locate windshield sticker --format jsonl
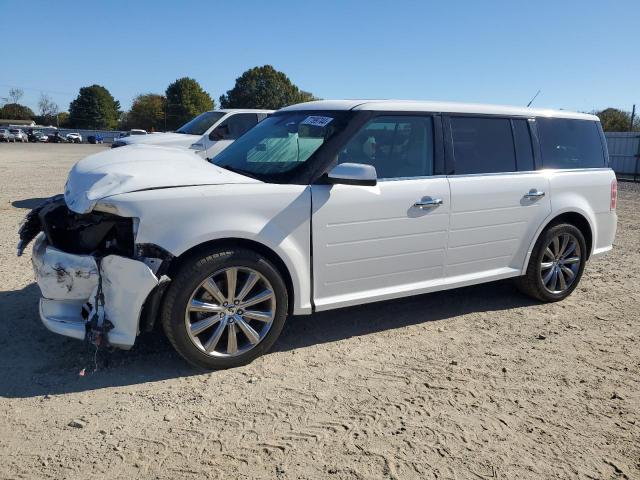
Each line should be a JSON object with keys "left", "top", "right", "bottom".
{"left": 301, "top": 116, "right": 333, "bottom": 127}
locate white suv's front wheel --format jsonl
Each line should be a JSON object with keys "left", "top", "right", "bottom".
{"left": 161, "top": 248, "right": 289, "bottom": 370}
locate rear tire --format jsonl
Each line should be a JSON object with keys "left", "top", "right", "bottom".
{"left": 161, "top": 247, "right": 288, "bottom": 370}
{"left": 516, "top": 223, "right": 587, "bottom": 302}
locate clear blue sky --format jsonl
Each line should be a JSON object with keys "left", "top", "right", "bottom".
{"left": 3, "top": 0, "right": 639, "bottom": 114}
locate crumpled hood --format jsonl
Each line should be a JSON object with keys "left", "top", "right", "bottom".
{"left": 64, "top": 144, "right": 260, "bottom": 213}
{"left": 117, "top": 132, "right": 200, "bottom": 147}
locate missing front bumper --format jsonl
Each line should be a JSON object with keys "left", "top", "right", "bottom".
{"left": 31, "top": 234, "right": 160, "bottom": 349}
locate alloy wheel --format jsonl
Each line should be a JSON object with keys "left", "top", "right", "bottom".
{"left": 184, "top": 267, "right": 276, "bottom": 357}
{"left": 540, "top": 233, "right": 582, "bottom": 294}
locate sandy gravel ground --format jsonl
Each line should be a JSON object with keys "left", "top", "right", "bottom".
{"left": 0, "top": 143, "right": 638, "bottom": 479}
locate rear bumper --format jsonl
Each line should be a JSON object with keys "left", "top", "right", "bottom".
{"left": 591, "top": 211, "right": 617, "bottom": 260}
{"left": 591, "top": 245, "right": 613, "bottom": 260}
{"left": 31, "top": 234, "right": 159, "bottom": 349}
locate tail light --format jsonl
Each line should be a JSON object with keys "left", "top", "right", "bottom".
{"left": 611, "top": 179, "right": 617, "bottom": 211}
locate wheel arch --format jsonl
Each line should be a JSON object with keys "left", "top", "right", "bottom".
{"left": 522, "top": 209, "right": 594, "bottom": 273}
{"left": 166, "top": 237, "right": 297, "bottom": 316}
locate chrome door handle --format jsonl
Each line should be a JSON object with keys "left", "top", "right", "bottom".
{"left": 524, "top": 189, "right": 545, "bottom": 199}
{"left": 414, "top": 198, "right": 443, "bottom": 209}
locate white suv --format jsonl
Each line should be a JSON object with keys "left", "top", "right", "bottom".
{"left": 20, "top": 100, "right": 617, "bottom": 370}
{"left": 111, "top": 109, "right": 272, "bottom": 159}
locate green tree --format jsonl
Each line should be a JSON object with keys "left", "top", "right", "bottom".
{"left": 165, "top": 78, "right": 214, "bottom": 130}
{"left": 0, "top": 103, "right": 34, "bottom": 120}
{"left": 68, "top": 84, "right": 121, "bottom": 129}
{"left": 57, "top": 112, "right": 70, "bottom": 127}
{"left": 594, "top": 108, "right": 639, "bottom": 132}
{"left": 118, "top": 111, "right": 130, "bottom": 131}
{"left": 33, "top": 112, "right": 69, "bottom": 127}
{"left": 123, "top": 93, "right": 166, "bottom": 131}
{"left": 219, "top": 65, "right": 316, "bottom": 110}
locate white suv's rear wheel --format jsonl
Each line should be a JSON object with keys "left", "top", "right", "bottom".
{"left": 516, "top": 223, "right": 587, "bottom": 302}
{"left": 161, "top": 248, "right": 288, "bottom": 370}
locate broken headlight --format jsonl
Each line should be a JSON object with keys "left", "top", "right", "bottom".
{"left": 17, "top": 195, "right": 134, "bottom": 257}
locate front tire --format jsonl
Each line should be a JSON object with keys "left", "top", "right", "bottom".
{"left": 516, "top": 223, "right": 587, "bottom": 302}
{"left": 161, "top": 248, "right": 289, "bottom": 370}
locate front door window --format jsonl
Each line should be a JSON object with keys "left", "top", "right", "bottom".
{"left": 339, "top": 116, "right": 434, "bottom": 179}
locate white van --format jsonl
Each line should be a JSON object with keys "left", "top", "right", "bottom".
{"left": 112, "top": 109, "right": 272, "bottom": 159}
{"left": 20, "top": 100, "right": 617, "bottom": 369}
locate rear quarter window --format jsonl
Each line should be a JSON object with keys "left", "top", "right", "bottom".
{"left": 537, "top": 118, "right": 605, "bottom": 169}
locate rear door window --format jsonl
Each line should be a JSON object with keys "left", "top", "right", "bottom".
{"left": 537, "top": 118, "right": 605, "bottom": 169}
{"left": 450, "top": 117, "right": 516, "bottom": 174}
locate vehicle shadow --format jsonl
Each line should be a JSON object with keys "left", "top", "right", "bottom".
{"left": 0, "top": 280, "right": 536, "bottom": 399}
{"left": 0, "top": 283, "right": 193, "bottom": 399}
{"left": 12, "top": 197, "right": 51, "bottom": 209}
{"left": 274, "top": 280, "right": 536, "bottom": 354}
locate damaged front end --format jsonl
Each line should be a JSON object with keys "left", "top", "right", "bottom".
{"left": 19, "top": 196, "right": 171, "bottom": 349}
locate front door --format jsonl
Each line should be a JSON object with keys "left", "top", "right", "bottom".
{"left": 311, "top": 115, "right": 450, "bottom": 310}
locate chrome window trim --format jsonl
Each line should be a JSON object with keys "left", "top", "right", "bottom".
{"left": 373, "top": 167, "right": 613, "bottom": 182}
{"left": 444, "top": 167, "right": 613, "bottom": 179}
{"left": 377, "top": 175, "right": 447, "bottom": 182}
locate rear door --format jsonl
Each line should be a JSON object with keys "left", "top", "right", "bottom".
{"left": 444, "top": 116, "right": 551, "bottom": 280}
{"left": 311, "top": 114, "right": 450, "bottom": 310}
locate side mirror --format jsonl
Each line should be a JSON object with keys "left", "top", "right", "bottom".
{"left": 209, "top": 124, "right": 229, "bottom": 141}
{"left": 326, "top": 163, "right": 377, "bottom": 186}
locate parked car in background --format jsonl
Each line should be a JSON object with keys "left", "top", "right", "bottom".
{"left": 66, "top": 133, "right": 83, "bottom": 143}
{"left": 18, "top": 100, "right": 617, "bottom": 370}
{"left": 112, "top": 109, "right": 272, "bottom": 159}
{"left": 117, "top": 129, "right": 147, "bottom": 139}
{"left": 36, "top": 132, "right": 49, "bottom": 142}
{"left": 27, "top": 130, "right": 40, "bottom": 142}
{"left": 0, "top": 129, "right": 16, "bottom": 142}
{"left": 9, "top": 129, "right": 28, "bottom": 142}
{"left": 47, "top": 132, "right": 67, "bottom": 143}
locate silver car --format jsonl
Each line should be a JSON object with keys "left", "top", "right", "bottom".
{"left": 9, "top": 129, "right": 28, "bottom": 142}
{"left": 0, "top": 129, "right": 16, "bottom": 142}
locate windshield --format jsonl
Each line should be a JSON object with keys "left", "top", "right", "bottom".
{"left": 212, "top": 112, "right": 347, "bottom": 182}
{"left": 176, "top": 111, "right": 226, "bottom": 135}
